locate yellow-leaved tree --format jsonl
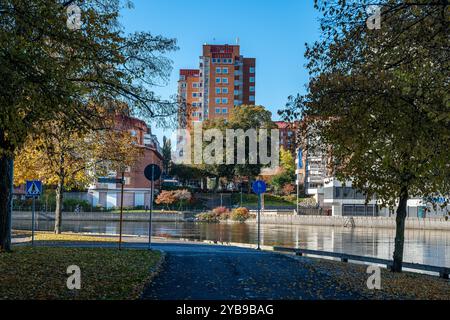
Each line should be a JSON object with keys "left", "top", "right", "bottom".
{"left": 15, "top": 114, "right": 143, "bottom": 234}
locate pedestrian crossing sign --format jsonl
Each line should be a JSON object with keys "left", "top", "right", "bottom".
{"left": 26, "top": 180, "right": 42, "bottom": 198}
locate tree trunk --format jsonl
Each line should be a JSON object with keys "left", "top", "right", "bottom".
{"left": 392, "top": 186, "right": 409, "bottom": 272}
{"left": 213, "top": 177, "right": 219, "bottom": 192}
{"left": 0, "top": 155, "right": 14, "bottom": 252}
{"left": 54, "top": 177, "right": 64, "bottom": 234}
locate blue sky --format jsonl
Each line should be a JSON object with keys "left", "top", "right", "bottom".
{"left": 120, "top": 0, "right": 321, "bottom": 143}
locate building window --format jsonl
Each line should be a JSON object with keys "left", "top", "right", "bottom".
{"left": 217, "top": 58, "right": 221, "bottom": 63}
{"left": 222, "top": 108, "right": 227, "bottom": 114}
{"left": 249, "top": 95, "right": 255, "bottom": 102}
{"left": 212, "top": 58, "right": 217, "bottom": 63}
{"left": 234, "top": 90, "right": 239, "bottom": 95}
{"left": 222, "top": 78, "right": 228, "bottom": 84}
{"left": 250, "top": 67, "right": 255, "bottom": 73}
{"left": 222, "top": 67, "right": 228, "bottom": 74}
{"left": 215, "top": 98, "right": 221, "bottom": 104}
{"left": 222, "top": 88, "right": 228, "bottom": 94}
{"left": 192, "top": 93, "right": 198, "bottom": 97}
{"left": 215, "top": 108, "right": 221, "bottom": 114}
{"left": 222, "top": 98, "right": 228, "bottom": 104}
{"left": 216, "top": 67, "right": 221, "bottom": 74}
{"left": 124, "top": 177, "right": 131, "bottom": 185}
{"left": 216, "top": 88, "right": 221, "bottom": 94}
{"left": 250, "top": 77, "right": 255, "bottom": 83}
{"left": 192, "top": 102, "right": 197, "bottom": 107}
{"left": 193, "top": 83, "right": 199, "bottom": 88}
{"left": 216, "top": 78, "right": 221, "bottom": 83}
{"left": 250, "top": 86, "right": 255, "bottom": 92}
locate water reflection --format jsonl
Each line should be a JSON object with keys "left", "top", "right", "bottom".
{"left": 13, "top": 219, "right": 450, "bottom": 268}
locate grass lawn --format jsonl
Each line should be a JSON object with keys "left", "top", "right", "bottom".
{"left": 231, "top": 193, "right": 300, "bottom": 207}
{"left": 33, "top": 232, "right": 122, "bottom": 243}
{"left": 310, "top": 257, "right": 450, "bottom": 300}
{"left": 0, "top": 246, "right": 162, "bottom": 300}
{"left": 12, "top": 231, "right": 122, "bottom": 243}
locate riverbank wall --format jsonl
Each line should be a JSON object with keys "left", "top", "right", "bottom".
{"left": 247, "top": 215, "right": 450, "bottom": 231}
{"left": 12, "top": 211, "right": 188, "bottom": 222}
{"left": 12, "top": 211, "right": 450, "bottom": 231}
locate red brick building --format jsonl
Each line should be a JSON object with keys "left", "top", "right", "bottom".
{"left": 178, "top": 44, "right": 256, "bottom": 129}
{"left": 88, "top": 115, "right": 163, "bottom": 209}
{"left": 275, "top": 121, "right": 298, "bottom": 155}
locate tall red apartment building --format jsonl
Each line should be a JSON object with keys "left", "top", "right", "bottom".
{"left": 178, "top": 44, "right": 256, "bottom": 129}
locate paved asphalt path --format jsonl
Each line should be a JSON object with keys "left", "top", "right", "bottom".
{"left": 22, "top": 241, "right": 381, "bottom": 300}
{"left": 141, "top": 243, "right": 370, "bottom": 300}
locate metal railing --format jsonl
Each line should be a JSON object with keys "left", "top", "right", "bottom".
{"left": 273, "top": 246, "right": 450, "bottom": 279}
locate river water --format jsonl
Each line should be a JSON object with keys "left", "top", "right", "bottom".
{"left": 12, "top": 219, "right": 450, "bottom": 268}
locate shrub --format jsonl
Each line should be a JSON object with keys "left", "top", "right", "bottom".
{"left": 155, "top": 190, "right": 177, "bottom": 209}
{"left": 219, "top": 211, "right": 230, "bottom": 220}
{"left": 196, "top": 212, "right": 220, "bottom": 223}
{"left": 282, "top": 183, "right": 295, "bottom": 196}
{"left": 156, "top": 189, "right": 193, "bottom": 210}
{"left": 212, "top": 206, "right": 228, "bottom": 215}
{"left": 231, "top": 207, "right": 250, "bottom": 222}
{"left": 282, "top": 194, "right": 297, "bottom": 203}
{"left": 211, "top": 206, "right": 230, "bottom": 220}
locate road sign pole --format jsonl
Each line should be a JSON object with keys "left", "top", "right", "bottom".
{"left": 252, "top": 180, "right": 266, "bottom": 252}
{"left": 148, "top": 166, "right": 154, "bottom": 250}
{"left": 257, "top": 193, "right": 261, "bottom": 251}
{"left": 31, "top": 196, "right": 35, "bottom": 246}
{"left": 143, "top": 164, "right": 161, "bottom": 250}
{"left": 119, "top": 172, "right": 125, "bottom": 251}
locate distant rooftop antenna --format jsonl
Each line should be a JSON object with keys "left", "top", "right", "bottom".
{"left": 236, "top": 37, "right": 240, "bottom": 45}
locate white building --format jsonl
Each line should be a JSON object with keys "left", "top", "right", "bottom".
{"left": 323, "top": 178, "right": 449, "bottom": 217}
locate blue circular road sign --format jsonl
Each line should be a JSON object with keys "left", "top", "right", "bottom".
{"left": 252, "top": 180, "right": 267, "bottom": 195}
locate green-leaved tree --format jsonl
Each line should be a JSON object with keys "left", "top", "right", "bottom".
{"left": 0, "top": 0, "right": 178, "bottom": 251}
{"left": 280, "top": 0, "right": 449, "bottom": 272}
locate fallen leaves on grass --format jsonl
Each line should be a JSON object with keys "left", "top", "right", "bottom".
{"left": 303, "top": 258, "right": 450, "bottom": 300}
{"left": 0, "top": 247, "right": 161, "bottom": 300}
{"left": 33, "top": 232, "right": 120, "bottom": 243}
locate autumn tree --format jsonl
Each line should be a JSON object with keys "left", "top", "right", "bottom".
{"left": 280, "top": 0, "right": 449, "bottom": 271}
{"left": 173, "top": 189, "right": 192, "bottom": 210}
{"left": 0, "top": 0, "right": 178, "bottom": 251}
{"left": 155, "top": 190, "right": 177, "bottom": 209}
{"left": 14, "top": 111, "right": 144, "bottom": 233}
{"left": 271, "top": 147, "right": 296, "bottom": 194}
